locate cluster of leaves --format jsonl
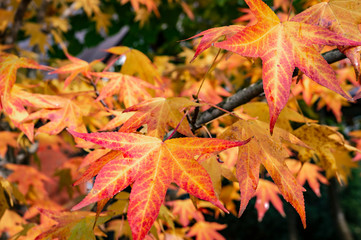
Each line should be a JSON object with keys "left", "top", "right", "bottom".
{"left": 1, "top": 0, "right": 361, "bottom": 239}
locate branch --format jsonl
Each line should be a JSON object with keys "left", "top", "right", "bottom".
{"left": 194, "top": 49, "right": 347, "bottom": 129}
{"left": 5, "top": 0, "right": 32, "bottom": 45}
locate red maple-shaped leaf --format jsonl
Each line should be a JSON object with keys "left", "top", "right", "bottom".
{"left": 68, "top": 130, "right": 250, "bottom": 240}
{"left": 210, "top": 0, "right": 361, "bottom": 133}
{"left": 119, "top": 97, "right": 200, "bottom": 139}
{"left": 92, "top": 72, "right": 156, "bottom": 108}
{"left": 254, "top": 179, "right": 286, "bottom": 222}
{"left": 186, "top": 220, "right": 227, "bottom": 240}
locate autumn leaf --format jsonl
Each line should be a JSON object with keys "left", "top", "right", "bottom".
{"left": 119, "top": 97, "right": 200, "bottom": 138}
{"left": 107, "top": 46, "right": 161, "bottom": 85}
{"left": 68, "top": 130, "right": 250, "bottom": 240}
{"left": 237, "top": 102, "right": 316, "bottom": 132}
{"left": 0, "top": 177, "right": 25, "bottom": 218}
{"left": 292, "top": 0, "right": 361, "bottom": 80}
{"left": 167, "top": 199, "right": 204, "bottom": 227}
{"left": 121, "top": 0, "right": 159, "bottom": 16}
{"left": 25, "top": 97, "right": 87, "bottom": 136}
{"left": 0, "top": 53, "right": 50, "bottom": 110}
{"left": 35, "top": 209, "right": 113, "bottom": 240}
{"left": 254, "top": 179, "right": 286, "bottom": 222}
{"left": 73, "top": 0, "right": 101, "bottom": 17}
{"left": 293, "top": 124, "right": 359, "bottom": 184}
{"left": 233, "top": 8, "right": 257, "bottom": 26}
{"left": 0, "top": 210, "right": 27, "bottom": 237}
{"left": 92, "top": 72, "right": 156, "bottom": 108}
{"left": 0, "top": 131, "right": 18, "bottom": 157}
{"left": 206, "top": 0, "right": 361, "bottom": 133}
{"left": 219, "top": 119, "right": 306, "bottom": 227}
{"left": 186, "top": 221, "right": 227, "bottom": 240}
{"left": 186, "top": 25, "right": 245, "bottom": 62}
{"left": 99, "top": 110, "right": 134, "bottom": 131}
{"left": 286, "top": 160, "right": 328, "bottom": 197}
{"left": 50, "top": 51, "right": 100, "bottom": 88}
{"left": 5, "top": 164, "right": 53, "bottom": 199}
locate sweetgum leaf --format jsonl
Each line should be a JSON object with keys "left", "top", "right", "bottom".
{"left": 68, "top": 130, "right": 250, "bottom": 240}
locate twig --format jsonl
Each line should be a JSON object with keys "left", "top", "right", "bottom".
{"left": 5, "top": 0, "right": 32, "bottom": 45}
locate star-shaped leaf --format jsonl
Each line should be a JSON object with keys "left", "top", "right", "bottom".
{"left": 219, "top": 119, "right": 306, "bottom": 227}
{"left": 92, "top": 72, "right": 156, "bottom": 108}
{"left": 208, "top": 0, "right": 361, "bottom": 133}
{"left": 254, "top": 179, "right": 285, "bottom": 222}
{"left": 292, "top": 0, "right": 361, "bottom": 80}
{"left": 68, "top": 130, "right": 250, "bottom": 240}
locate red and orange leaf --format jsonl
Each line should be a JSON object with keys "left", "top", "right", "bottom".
{"left": 68, "top": 130, "right": 250, "bottom": 240}
{"left": 73, "top": 150, "right": 124, "bottom": 186}
{"left": 167, "top": 199, "right": 204, "bottom": 227}
{"left": 50, "top": 51, "right": 99, "bottom": 88}
{"left": 209, "top": 0, "right": 361, "bottom": 133}
{"left": 79, "top": 149, "right": 111, "bottom": 168}
{"left": 292, "top": 0, "right": 361, "bottom": 80}
{"left": 286, "top": 160, "right": 328, "bottom": 197}
{"left": 121, "top": 0, "right": 159, "bottom": 16}
{"left": 186, "top": 25, "right": 245, "bottom": 62}
{"left": 35, "top": 209, "right": 113, "bottom": 240}
{"left": 254, "top": 179, "right": 286, "bottom": 222}
{"left": 219, "top": 119, "right": 306, "bottom": 227}
{"left": 99, "top": 110, "right": 135, "bottom": 131}
{"left": 0, "top": 53, "right": 50, "bottom": 108}
{"left": 92, "top": 72, "right": 156, "bottom": 108}
{"left": 120, "top": 97, "right": 200, "bottom": 138}
{"left": 26, "top": 98, "right": 87, "bottom": 135}
{"left": 5, "top": 164, "right": 53, "bottom": 198}
{"left": 186, "top": 221, "right": 226, "bottom": 240}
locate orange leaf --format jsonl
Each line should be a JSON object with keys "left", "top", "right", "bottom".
{"left": 167, "top": 199, "right": 204, "bottom": 227}
{"left": 5, "top": 164, "right": 53, "bottom": 198}
{"left": 286, "top": 160, "right": 329, "bottom": 197}
{"left": 50, "top": 51, "right": 99, "bottom": 88}
{"left": 120, "top": 97, "right": 200, "bottom": 138}
{"left": 0, "top": 53, "right": 49, "bottom": 108}
{"left": 292, "top": 0, "right": 361, "bottom": 80}
{"left": 68, "top": 130, "right": 250, "bottom": 240}
{"left": 219, "top": 119, "right": 306, "bottom": 227}
{"left": 211, "top": 0, "right": 361, "bottom": 133}
{"left": 92, "top": 72, "right": 156, "bottom": 108}
{"left": 0, "top": 131, "right": 18, "bottom": 157}
{"left": 107, "top": 46, "right": 161, "bottom": 85}
{"left": 254, "top": 179, "right": 286, "bottom": 222}
{"left": 26, "top": 98, "right": 87, "bottom": 135}
{"left": 186, "top": 221, "right": 227, "bottom": 240}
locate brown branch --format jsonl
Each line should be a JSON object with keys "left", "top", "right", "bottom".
{"left": 194, "top": 49, "right": 347, "bottom": 129}
{"left": 5, "top": 0, "right": 32, "bottom": 45}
